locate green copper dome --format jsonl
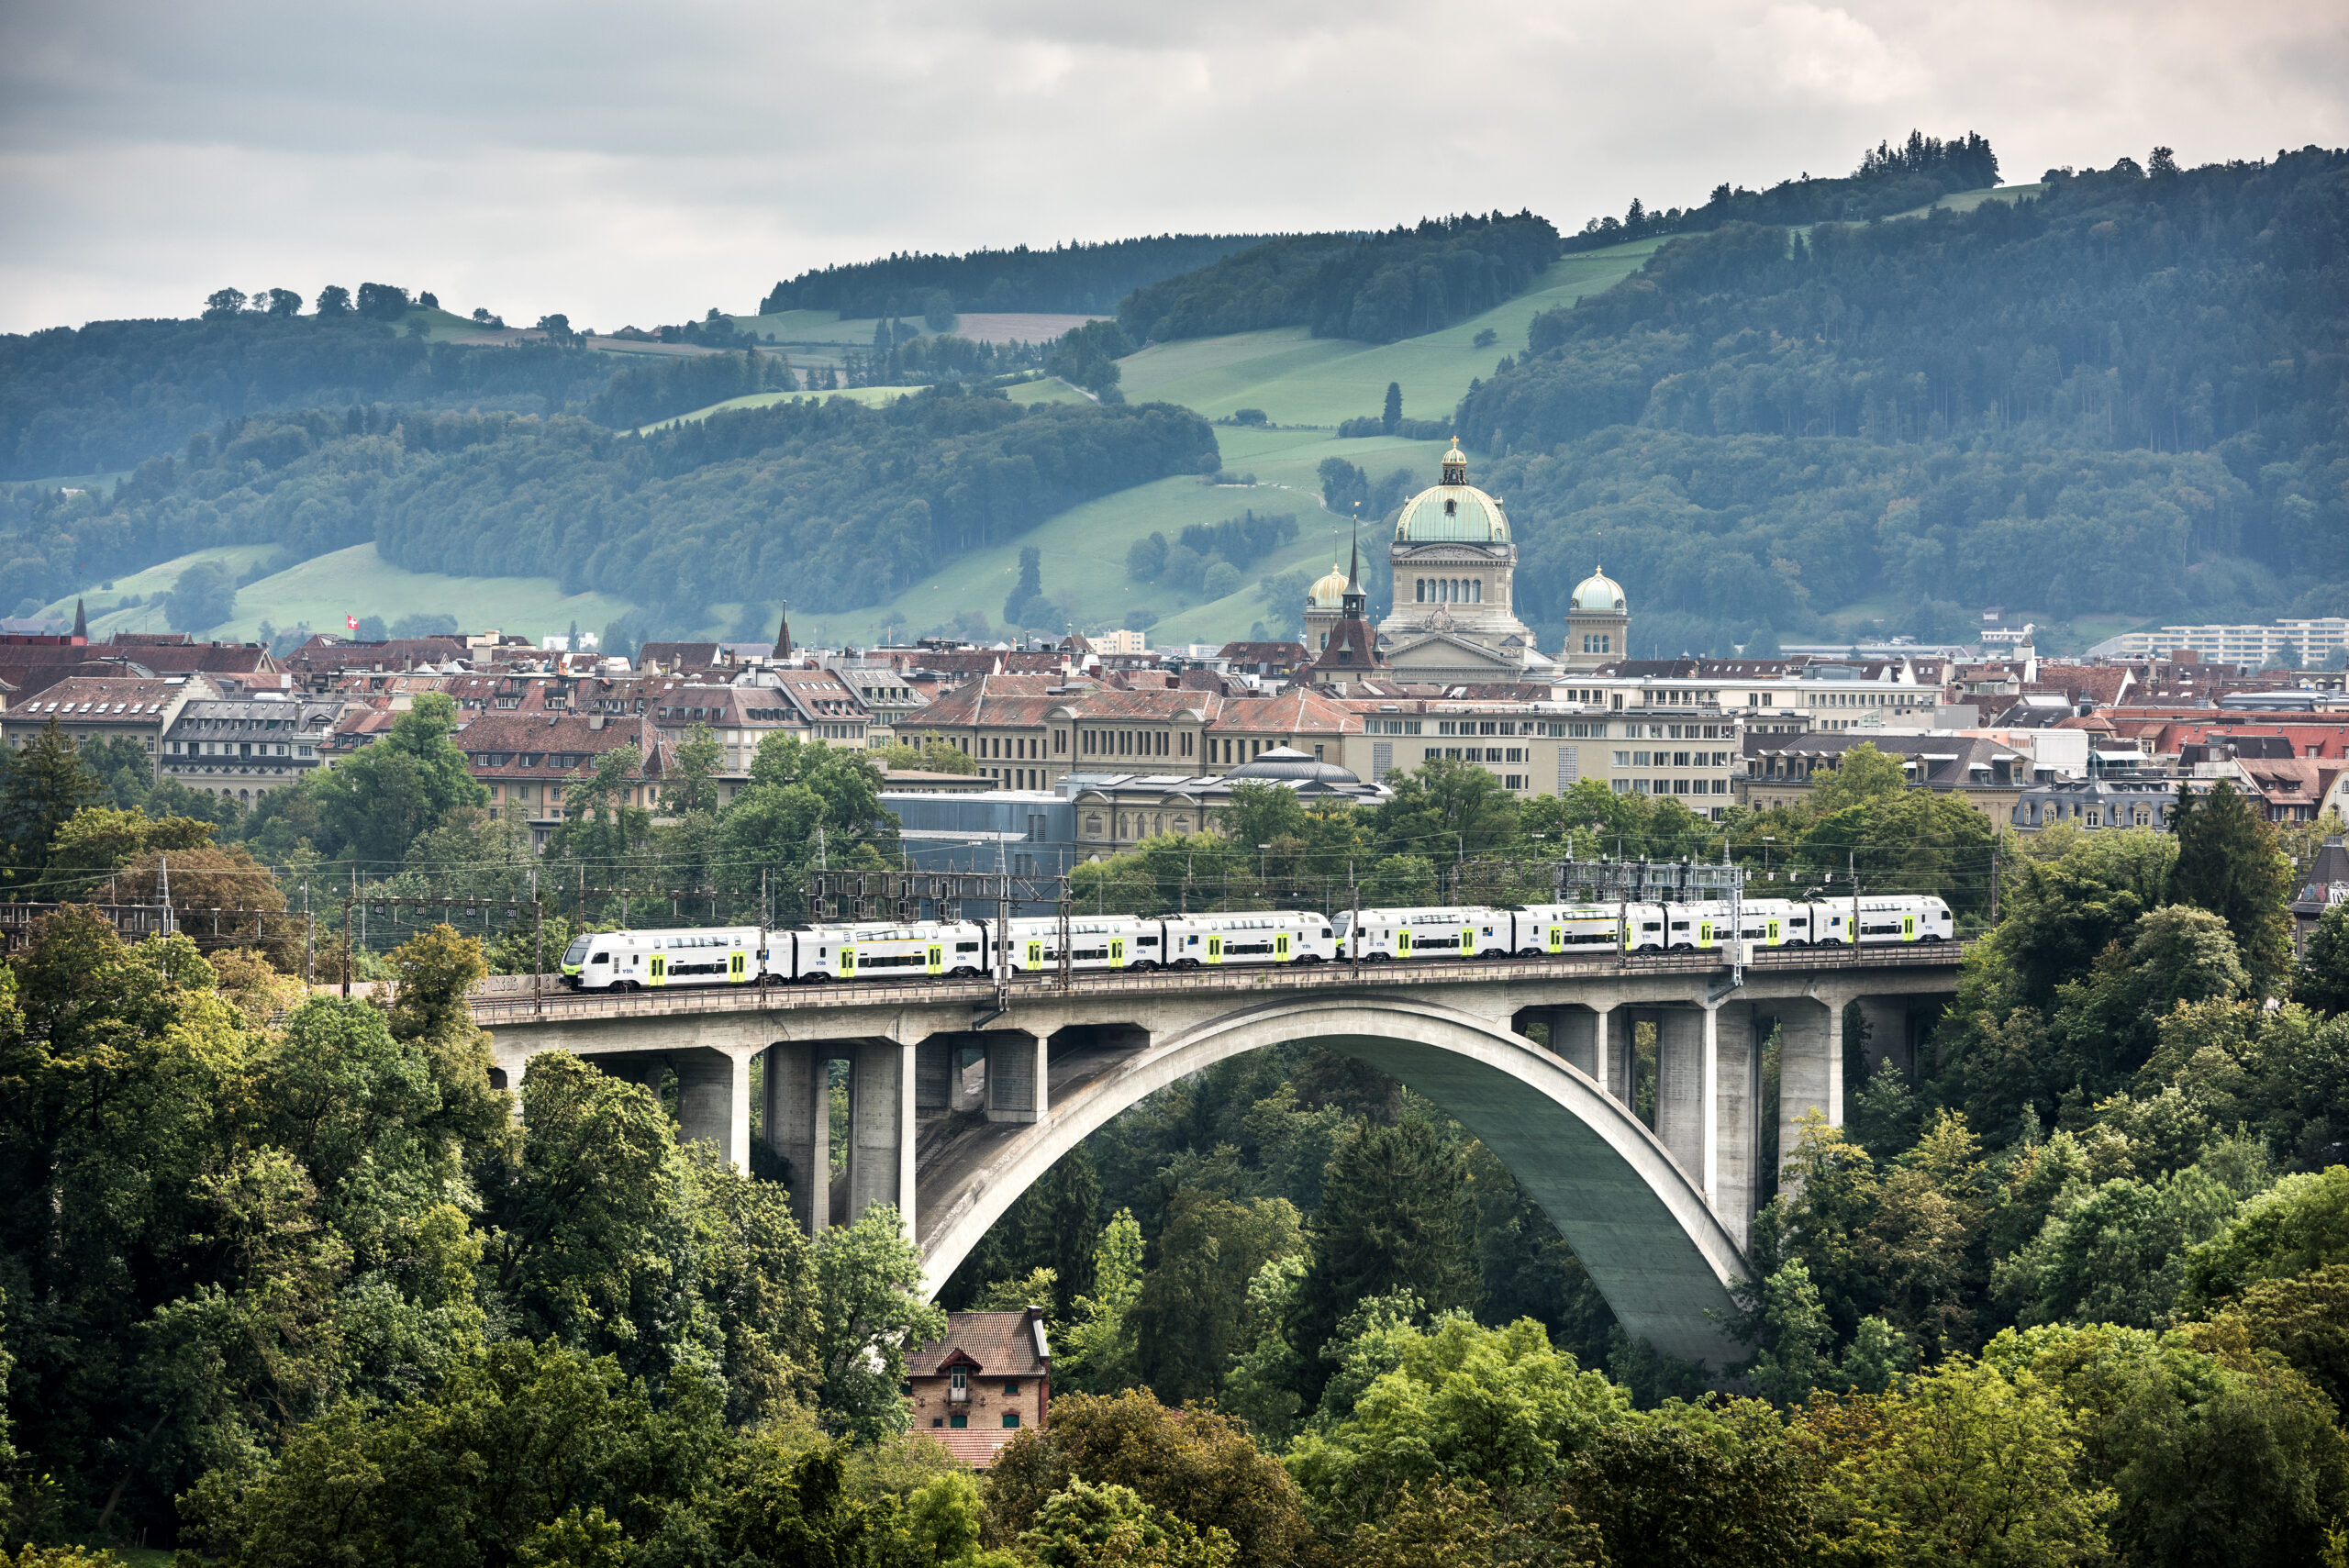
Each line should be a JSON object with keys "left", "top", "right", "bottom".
{"left": 1395, "top": 442, "right": 1508, "bottom": 544}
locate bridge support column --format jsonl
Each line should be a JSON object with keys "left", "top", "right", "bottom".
{"left": 763, "top": 1043, "right": 832, "bottom": 1232}
{"left": 1777, "top": 997, "right": 1844, "bottom": 1184}
{"left": 1709, "top": 1001, "right": 1758, "bottom": 1250}
{"left": 1548, "top": 1008, "right": 1598, "bottom": 1077}
{"left": 916, "top": 1037, "right": 954, "bottom": 1113}
{"left": 848, "top": 1040, "right": 917, "bottom": 1234}
{"left": 985, "top": 1032, "right": 1048, "bottom": 1124}
{"left": 674, "top": 1047, "right": 754, "bottom": 1173}
{"left": 1598, "top": 1006, "right": 1631, "bottom": 1107}
{"left": 1655, "top": 1009, "right": 1704, "bottom": 1179}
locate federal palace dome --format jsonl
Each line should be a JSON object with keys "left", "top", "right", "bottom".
{"left": 1393, "top": 440, "right": 1509, "bottom": 545}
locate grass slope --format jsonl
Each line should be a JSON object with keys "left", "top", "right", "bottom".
{"left": 1118, "top": 240, "right": 1665, "bottom": 428}
{"left": 793, "top": 429, "right": 1453, "bottom": 648}
{"left": 206, "top": 544, "right": 642, "bottom": 645}
{"left": 35, "top": 545, "right": 282, "bottom": 636}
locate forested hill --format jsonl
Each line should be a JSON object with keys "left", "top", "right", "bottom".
{"left": 0, "top": 393, "right": 1217, "bottom": 617}
{"left": 0, "top": 314, "right": 616, "bottom": 482}
{"left": 1561, "top": 128, "right": 2002, "bottom": 251}
{"left": 1448, "top": 147, "right": 2349, "bottom": 655}
{"left": 756, "top": 234, "right": 1280, "bottom": 318}
{"left": 1119, "top": 212, "right": 1561, "bottom": 344}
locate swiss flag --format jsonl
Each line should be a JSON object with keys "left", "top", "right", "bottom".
{"left": 346, "top": 615, "right": 359, "bottom": 631}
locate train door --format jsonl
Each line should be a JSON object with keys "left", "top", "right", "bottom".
{"left": 729, "top": 951, "right": 747, "bottom": 984}
{"left": 1767, "top": 917, "right": 1780, "bottom": 945}
{"left": 1274, "top": 931, "right": 1290, "bottom": 961}
{"left": 1461, "top": 924, "right": 1476, "bottom": 957}
{"left": 649, "top": 953, "right": 668, "bottom": 986}
{"left": 1698, "top": 918, "right": 1714, "bottom": 949}
{"left": 1206, "top": 934, "right": 1223, "bottom": 964}
{"left": 1394, "top": 928, "right": 1412, "bottom": 957}
{"left": 1025, "top": 940, "right": 1044, "bottom": 970}
{"left": 1902, "top": 912, "right": 1916, "bottom": 941}
{"left": 1548, "top": 924, "right": 1564, "bottom": 953}
{"left": 838, "top": 945, "right": 856, "bottom": 979}
{"left": 1110, "top": 937, "right": 1127, "bottom": 966}
{"left": 926, "top": 943, "right": 943, "bottom": 975}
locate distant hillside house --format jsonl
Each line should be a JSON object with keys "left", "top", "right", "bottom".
{"left": 907, "top": 1308, "right": 1049, "bottom": 1468}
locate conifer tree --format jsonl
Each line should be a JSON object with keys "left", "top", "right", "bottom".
{"left": 1382, "top": 381, "right": 1402, "bottom": 434}
{"left": 2169, "top": 780, "right": 2293, "bottom": 991}
{"left": 1286, "top": 1113, "right": 1476, "bottom": 1400}
{"left": 0, "top": 718, "right": 102, "bottom": 880}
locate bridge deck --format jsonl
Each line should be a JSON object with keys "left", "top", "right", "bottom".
{"left": 467, "top": 942, "right": 1969, "bottom": 1026}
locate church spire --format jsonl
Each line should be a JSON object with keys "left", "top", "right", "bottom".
{"left": 1346, "top": 506, "right": 1361, "bottom": 591}
{"left": 71, "top": 597, "right": 87, "bottom": 641}
{"left": 773, "top": 600, "right": 793, "bottom": 661}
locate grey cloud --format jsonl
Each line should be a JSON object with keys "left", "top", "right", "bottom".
{"left": 2, "top": 0, "right": 2343, "bottom": 334}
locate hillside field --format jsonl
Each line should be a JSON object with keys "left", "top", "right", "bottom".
{"left": 1118, "top": 240, "right": 1665, "bottom": 428}
{"left": 795, "top": 428, "right": 1453, "bottom": 648}
{"left": 199, "top": 544, "right": 643, "bottom": 645}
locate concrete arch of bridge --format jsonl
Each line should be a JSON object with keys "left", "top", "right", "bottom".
{"left": 918, "top": 992, "right": 1750, "bottom": 1369}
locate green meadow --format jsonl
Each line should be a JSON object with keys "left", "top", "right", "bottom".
{"left": 196, "top": 544, "right": 642, "bottom": 644}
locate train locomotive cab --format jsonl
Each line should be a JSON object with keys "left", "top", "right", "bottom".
{"left": 569, "top": 927, "right": 763, "bottom": 991}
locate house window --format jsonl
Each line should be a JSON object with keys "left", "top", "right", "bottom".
{"left": 1003, "top": 1381, "right": 1020, "bottom": 1395}
{"left": 1002, "top": 1412, "right": 1021, "bottom": 1429}
{"left": 950, "top": 1414, "right": 967, "bottom": 1429}
{"left": 951, "top": 1367, "right": 967, "bottom": 1392}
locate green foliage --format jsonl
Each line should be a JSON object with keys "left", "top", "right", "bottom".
{"left": 1130, "top": 1189, "right": 1302, "bottom": 1406}
{"left": 1019, "top": 1478, "right": 1236, "bottom": 1568}
{"left": 2294, "top": 903, "right": 2349, "bottom": 1016}
{"left": 2184, "top": 1164, "right": 2349, "bottom": 1306}
{"left": 1045, "top": 321, "right": 1135, "bottom": 396}
{"left": 3, "top": 396, "right": 1217, "bottom": 629}
{"left": 759, "top": 234, "right": 1276, "bottom": 317}
{"left": 1564, "top": 1397, "right": 1810, "bottom": 1568}
{"left": 164, "top": 557, "right": 238, "bottom": 631}
{"left": 1121, "top": 214, "right": 1561, "bottom": 346}
{"left": 0, "top": 719, "right": 102, "bottom": 882}
{"left": 1288, "top": 1117, "right": 1478, "bottom": 1396}
{"left": 809, "top": 1205, "right": 944, "bottom": 1441}
{"left": 1466, "top": 151, "right": 2349, "bottom": 648}
{"left": 308, "top": 692, "right": 486, "bottom": 866}
{"left": 2169, "top": 781, "right": 2296, "bottom": 992}
{"left": 1286, "top": 1316, "right": 1628, "bottom": 1527}
{"left": 1798, "top": 1356, "right": 2114, "bottom": 1568}
{"left": 983, "top": 1390, "right": 1309, "bottom": 1568}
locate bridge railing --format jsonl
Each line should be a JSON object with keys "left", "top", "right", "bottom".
{"left": 466, "top": 941, "right": 1971, "bottom": 1027}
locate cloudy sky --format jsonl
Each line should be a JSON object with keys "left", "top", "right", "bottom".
{"left": 3, "top": 0, "right": 2343, "bottom": 335}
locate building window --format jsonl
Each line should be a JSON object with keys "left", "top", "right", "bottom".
{"left": 950, "top": 1414, "right": 967, "bottom": 1429}
{"left": 1003, "top": 1412, "right": 1021, "bottom": 1429}
{"left": 1003, "top": 1381, "right": 1020, "bottom": 1395}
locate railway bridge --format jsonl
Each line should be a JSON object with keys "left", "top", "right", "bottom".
{"left": 471, "top": 946, "right": 1966, "bottom": 1365}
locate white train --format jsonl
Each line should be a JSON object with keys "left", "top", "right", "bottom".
{"left": 558, "top": 895, "right": 1950, "bottom": 991}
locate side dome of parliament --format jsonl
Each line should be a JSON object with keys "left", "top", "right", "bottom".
{"left": 1301, "top": 441, "right": 1631, "bottom": 684}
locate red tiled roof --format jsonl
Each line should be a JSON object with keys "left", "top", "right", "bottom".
{"left": 917, "top": 1429, "right": 1020, "bottom": 1468}
{"left": 907, "top": 1310, "right": 1050, "bottom": 1377}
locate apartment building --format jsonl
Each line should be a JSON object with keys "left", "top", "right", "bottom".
{"left": 0, "top": 674, "right": 217, "bottom": 767}
{"left": 160, "top": 695, "right": 346, "bottom": 801}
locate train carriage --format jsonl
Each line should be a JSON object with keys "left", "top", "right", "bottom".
{"left": 1161, "top": 911, "right": 1337, "bottom": 966}
{"left": 1508, "top": 901, "right": 1663, "bottom": 955}
{"left": 994, "top": 916, "right": 1165, "bottom": 973}
{"left": 791, "top": 921, "right": 988, "bottom": 983}
{"left": 1335, "top": 905, "right": 1521, "bottom": 961}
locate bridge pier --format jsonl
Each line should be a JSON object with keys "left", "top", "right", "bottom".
{"left": 674, "top": 1047, "right": 754, "bottom": 1172}
{"left": 763, "top": 1042, "right": 833, "bottom": 1232}
{"left": 848, "top": 1040, "right": 917, "bottom": 1231}
{"left": 985, "top": 1031, "right": 1049, "bottom": 1123}
{"left": 1776, "top": 995, "right": 1844, "bottom": 1184}
{"left": 1655, "top": 1008, "right": 1704, "bottom": 1177}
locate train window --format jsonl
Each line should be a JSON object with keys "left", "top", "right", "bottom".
{"left": 592, "top": 952, "right": 609, "bottom": 964}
